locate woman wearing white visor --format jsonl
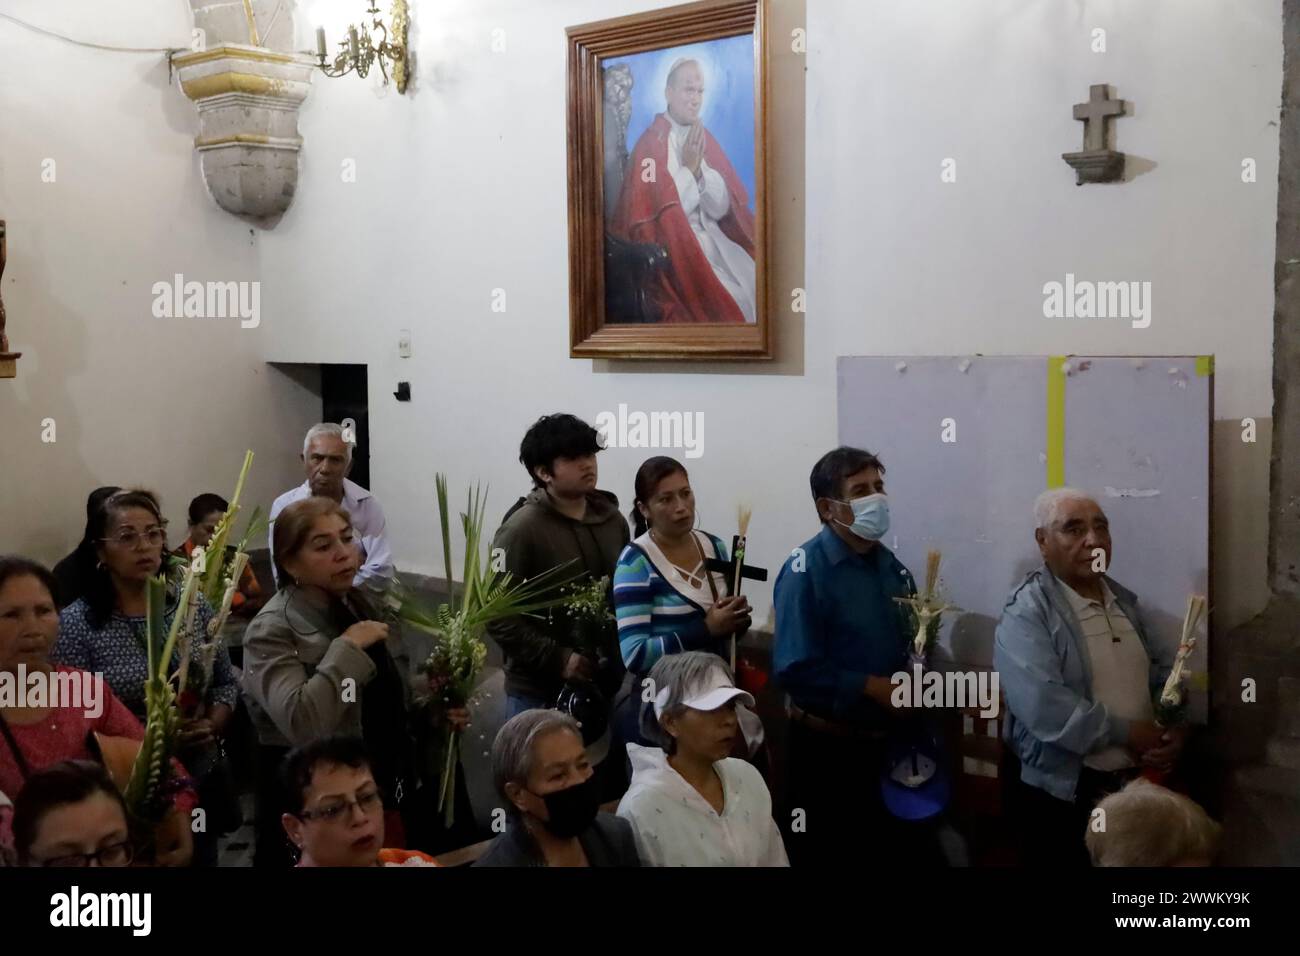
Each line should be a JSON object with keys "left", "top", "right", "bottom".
{"left": 617, "top": 651, "right": 788, "bottom": 866}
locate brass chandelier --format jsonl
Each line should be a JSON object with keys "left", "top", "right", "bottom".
{"left": 315, "top": 1, "right": 410, "bottom": 93}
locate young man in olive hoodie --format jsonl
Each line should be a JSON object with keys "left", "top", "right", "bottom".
{"left": 489, "top": 414, "right": 630, "bottom": 716}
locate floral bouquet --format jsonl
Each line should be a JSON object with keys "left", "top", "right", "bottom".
{"left": 558, "top": 574, "right": 616, "bottom": 659}
{"left": 894, "top": 550, "right": 957, "bottom": 671}
{"left": 1153, "top": 594, "right": 1207, "bottom": 728}
{"left": 554, "top": 573, "right": 622, "bottom": 711}
{"left": 398, "top": 475, "right": 573, "bottom": 827}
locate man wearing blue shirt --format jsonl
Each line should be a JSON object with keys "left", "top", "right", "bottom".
{"left": 774, "top": 446, "right": 919, "bottom": 865}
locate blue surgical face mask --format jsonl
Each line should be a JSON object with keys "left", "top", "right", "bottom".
{"left": 832, "top": 493, "right": 890, "bottom": 541}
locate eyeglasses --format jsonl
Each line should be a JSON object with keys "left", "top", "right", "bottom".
{"left": 298, "top": 789, "right": 382, "bottom": 823}
{"left": 36, "top": 840, "right": 134, "bottom": 868}
{"left": 101, "top": 527, "right": 167, "bottom": 549}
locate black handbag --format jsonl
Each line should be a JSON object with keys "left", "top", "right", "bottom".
{"left": 180, "top": 737, "right": 243, "bottom": 836}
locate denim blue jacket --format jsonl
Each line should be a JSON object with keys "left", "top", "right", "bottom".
{"left": 993, "top": 565, "right": 1173, "bottom": 802}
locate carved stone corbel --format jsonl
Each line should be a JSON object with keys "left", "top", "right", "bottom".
{"left": 172, "top": 44, "right": 316, "bottom": 221}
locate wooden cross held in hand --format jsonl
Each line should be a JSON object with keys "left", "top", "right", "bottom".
{"left": 703, "top": 544, "right": 768, "bottom": 595}
{"left": 705, "top": 535, "right": 768, "bottom": 670}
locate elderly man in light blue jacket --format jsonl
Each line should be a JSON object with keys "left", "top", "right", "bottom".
{"left": 994, "top": 488, "right": 1182, "bottom": 866}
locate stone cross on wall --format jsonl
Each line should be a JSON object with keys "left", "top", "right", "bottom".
{"left": 1074, "top": 84, "right": 1124, "bottom": 151}
{"left": 1062, "top": 84, "right": 1127, "bottom": 184}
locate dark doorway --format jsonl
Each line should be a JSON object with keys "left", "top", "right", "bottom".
{"left": 321, "top": 364, "right": 370, "bottom": 491}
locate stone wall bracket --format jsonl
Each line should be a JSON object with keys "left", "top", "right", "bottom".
{"left": 172, "top": 44, "right": 317, "bottom": 221}
{"left": 1062, "top": 148, "right": 1125, "bottom": 185}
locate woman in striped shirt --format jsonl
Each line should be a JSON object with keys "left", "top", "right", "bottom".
{"left": 614, "top": 457, "right": 750, "bottom": 674}
{"left": 612, "top": 457, "right": 762, "bottom": 755}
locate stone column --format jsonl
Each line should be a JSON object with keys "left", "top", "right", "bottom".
{"left": 1214, "top": 0, "right": 1300, "bottom": 865}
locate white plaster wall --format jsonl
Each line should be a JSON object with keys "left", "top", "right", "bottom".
{"left": 1, "top": 0, "right": 1279, "bottom": 640}
{"left": 259, "top": 0, "right": 1279, "bottom": 635}
{"left": 0, "top": 0, "right": 319, "bottom": 559}
{"left": 807, "top": 0, "right": 1281, "bottom": 630}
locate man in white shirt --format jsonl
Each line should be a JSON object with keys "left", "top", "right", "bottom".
{"left": 268, "top": 423, "right": 395, "bottom": 595}
{"left": 994, "top": 488, "right": 1183, "bottom": 866}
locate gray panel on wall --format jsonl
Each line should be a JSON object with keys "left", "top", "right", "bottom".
{"left": 837, "top": 355, "right": 1211, "bottom": 721}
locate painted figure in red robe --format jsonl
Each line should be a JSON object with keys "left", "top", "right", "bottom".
{"left": 610, "top": 59, "right": 756, "bottom": 324}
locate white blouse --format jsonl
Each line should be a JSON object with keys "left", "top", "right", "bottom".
{"left": 637, "top": 529, "right": 728, "bottom": 607}
{"left": 617, "top": 744, "right": 789, "bottom": 867}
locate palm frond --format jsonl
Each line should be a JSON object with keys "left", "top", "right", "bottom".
{"left": 200, "top": 449, "right": 254, "bottom": 606}
{"left": 234, "top": 505, "right": 268, "bottom": 555}
{"left": 124, "top": 573, "right": 192, "bottom": 828}
{"left": 397, "top": 475, "right": 584, "bottom": 829}
{"left": 436, "top": 474, "right": 453, "bottom": 613}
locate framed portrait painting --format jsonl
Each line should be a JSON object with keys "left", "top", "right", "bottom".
{"left": 567, "top": 0, "right": 771, "bottom": 360}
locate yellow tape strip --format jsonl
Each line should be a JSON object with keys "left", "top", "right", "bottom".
{"left": 1047, "top": 356, "right": 1067, "bottom": 489}
{"left": 1196, "top": 355, "right": 1214, "bottom": 377}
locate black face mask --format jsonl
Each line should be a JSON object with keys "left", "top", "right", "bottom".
{"left": 531, "top": 775, "right": 600, "bottom": 838}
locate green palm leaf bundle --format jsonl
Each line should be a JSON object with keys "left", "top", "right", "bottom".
{"left": 397, "top": 474, "right": 576, "bottom": 826}
{"left": 123, "top": 569, "right": 198, "bottom": 847}
{"left": 181, "top": 450, "right": 264, "bottom": 695}
{"left": 198, "top": 449, "right": 263, "bottom": 609}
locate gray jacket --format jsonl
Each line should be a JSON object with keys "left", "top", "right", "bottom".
{"left": 240, "top": 586, "right": 379, "bottom": 748}
{"left": 993, "top": 565, "right": 1173, "bottom": 802}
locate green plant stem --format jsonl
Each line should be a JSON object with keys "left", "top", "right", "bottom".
{"left": 440, "top": 729, "right": 458, "bottom": 828}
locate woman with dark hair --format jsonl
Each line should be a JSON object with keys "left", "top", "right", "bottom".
{"left": 50, "top": 485, "right": 121, "bottom": 609}
{"left": 51, "top": 490, "right": 237, "bottom": 865}
{"left": 12, "top": 760, "right": 134, "bottom": 867}
{"left": 611, "top": 457, "right": 760, "bottom": 758}
{"left": 614, "top": 457, "right": 752, "bottom": 675}
{"left": 0, "top": 557, "right": 144, "bottom": 807}
{"left": 241, "top": 496, "right": 468, "bottom": 866}
{"left": 52, "top": 490, "right": 237, "bottom": 727}
{"left": 280, "top": 736, "right": 439, "bottom": 867}
{"left": 175, "top": 492, "right": 264, "bottom": 620}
